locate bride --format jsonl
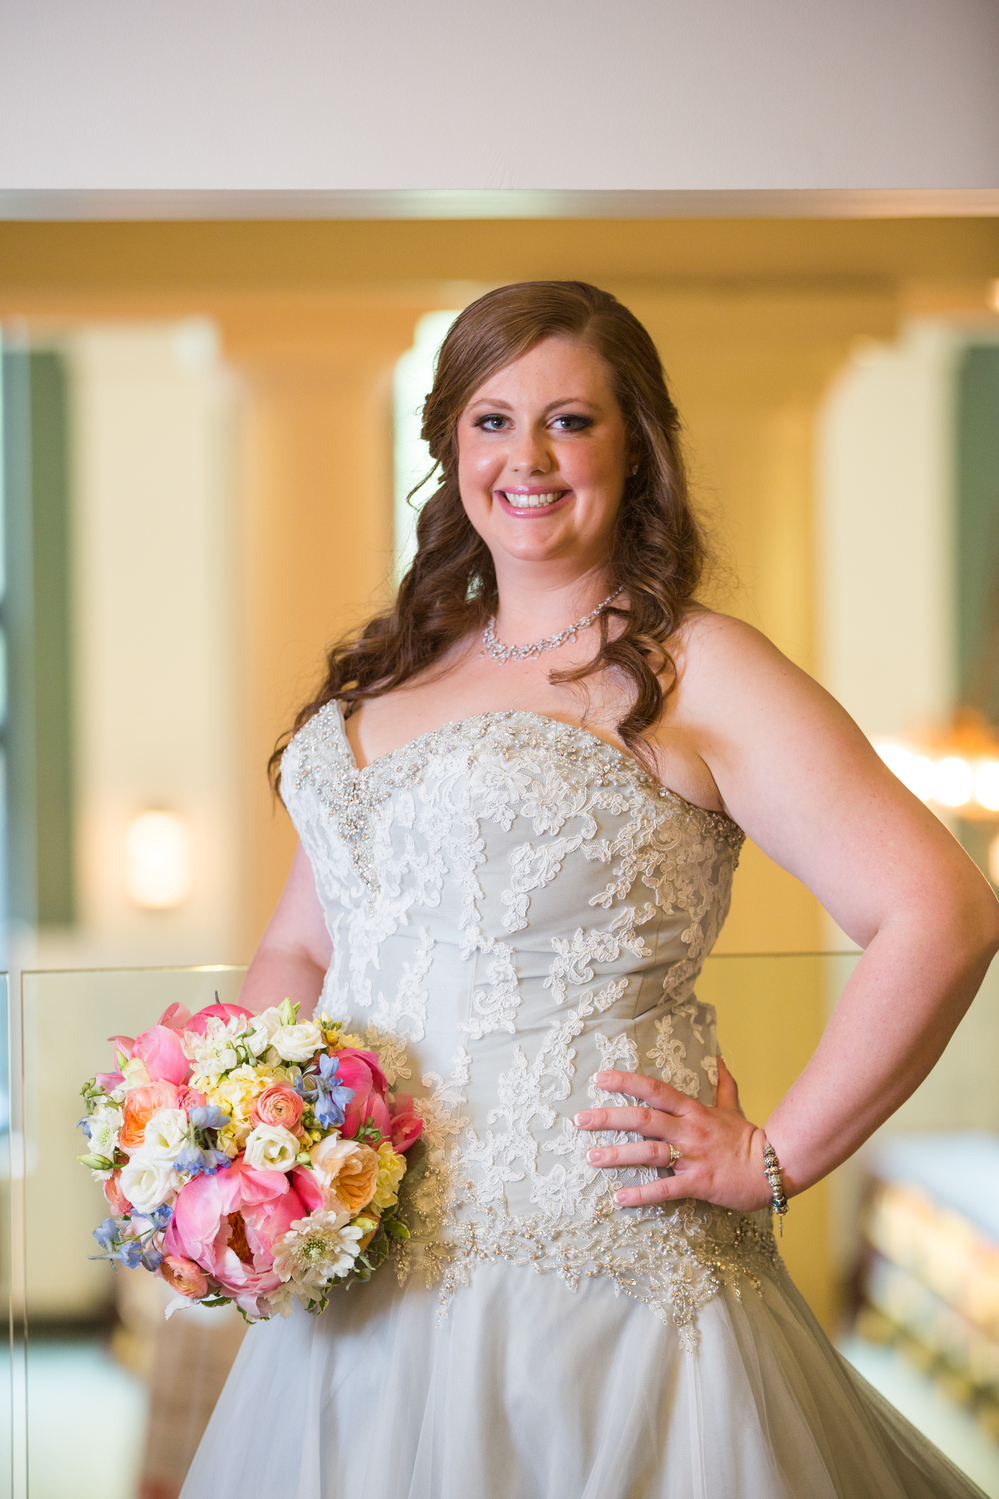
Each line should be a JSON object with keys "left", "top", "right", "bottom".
{"left": 182, "top": 280, "right": 999, "bottom": 1497}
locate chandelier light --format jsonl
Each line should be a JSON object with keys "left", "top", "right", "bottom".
{"left": 874, "top": 711, "right": 999, "bottom": 886}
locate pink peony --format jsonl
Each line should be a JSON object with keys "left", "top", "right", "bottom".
{"left": 132, "top": 1024, "right": 191, "bottom": 1086}
{"left": 160, "top": 1254, "right": 208, "bottom": 1299}
{"left": 250, "top": 1085, "right": 303, "bottom": 1132}
{"left": 157, "top": 1003, "right": 192, "bottom": 1033}
{"left": 97, "top": 1032, "right": 136, "bottom": 1091}
{"left": 176, "top": 1085, "right": 208, "bottom": 1113}
{"left": 184, "top": 1002, "right": 256, "bottom": 1038}
{"left": 163, "top": 1158, "right": 324, "bottom": 1316}
{"left": 336, "top": 1052, "right": 391, "bottom": 1143}
{"left": 337, "top": 1046, "right": 389, "bottom": 1095}
{"left": 389, "top": 1094, "right": 424, "bottom": 1153}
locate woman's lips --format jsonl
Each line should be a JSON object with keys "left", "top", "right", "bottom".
{"left": 495, "top": 489, "right": 572, "bottom": 515}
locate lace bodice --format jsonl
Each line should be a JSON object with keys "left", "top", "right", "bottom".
{"left": 281, "top": 702, "right": 781, "bottom": 1345}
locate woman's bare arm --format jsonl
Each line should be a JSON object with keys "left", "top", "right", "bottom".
{"left": 580, "top": 613, "right": 999, "bottom": 1209}
{"left": 238, "top": 842, "right": 333, "bottom": 1018}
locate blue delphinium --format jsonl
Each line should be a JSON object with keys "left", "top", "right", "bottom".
{"left": 150, "top": 1204, "right": 174, "bottom": 1229}
{"left": 93, "top": 1217, "right": 118, "bottom": 1252}
{"left": 141, "top": 1247, "right": 164, "bottom": 1272}
{"left": 174, "top": 1142, "right": 231, "bottom": 1179}
{"left": 116, "top": 1239, "right": 144, "bottom": 1269}
{"left": 314, "top": 1053, "right": 354, "bottom": 1130}
{"left": 189, "top": 1104, "right": 228, "bottom": 1131}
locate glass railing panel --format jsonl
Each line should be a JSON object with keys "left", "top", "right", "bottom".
{"left": 17, "top": 967, "right": 244, "bottom": 1499}
{"left": 0, "top": 973, "right": 12, "bottom": 1499}
{"left": 11, "top": 954, "right": 999, "bottom": 1495}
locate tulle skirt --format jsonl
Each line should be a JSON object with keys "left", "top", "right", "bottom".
{"left": 179, "top": 1256, "right": 985, "bottom": 1499}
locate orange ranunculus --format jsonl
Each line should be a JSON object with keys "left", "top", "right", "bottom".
{"left": 119, "top": 1080, "right": 181, "bottom": 1152}
{"left": 160, "top": 1254, "right": 208, "bottom": 1299}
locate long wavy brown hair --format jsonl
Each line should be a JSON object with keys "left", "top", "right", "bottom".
{"left": 270, "top": 280, "right": 707, "bottom": 788}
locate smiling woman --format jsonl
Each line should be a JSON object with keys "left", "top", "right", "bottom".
{"left": 269, "top": 281, "right": 706, "bottom": 786}
{"left": 184, "top": 281, "right": 999, "bottom": 1499}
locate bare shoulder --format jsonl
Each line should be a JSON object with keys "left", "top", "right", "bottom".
{"left": 668, "top": 607, "right": 824, "bottom": 722}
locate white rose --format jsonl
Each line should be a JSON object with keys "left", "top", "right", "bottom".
{"left": 142, "top": 1108, "right": 190, "bottom": 1161}
{"left": 270, "top": 1022, "right": 323, "bottom": 1064}
{"left": 120, "top": 1153, "right": 180, "bottom": 1213}
{"left": 245, "top": 1008, "right": 284, "bottom": 1058}
{"left": 244, "top": 1123, "right": 300, "bottom": 1172}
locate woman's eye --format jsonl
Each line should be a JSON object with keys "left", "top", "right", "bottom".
{"left": 551, "top": 414, "right": 592, "bottom": 432}
{"left": 474, "top": 414, "right": 509, "bottom": 432}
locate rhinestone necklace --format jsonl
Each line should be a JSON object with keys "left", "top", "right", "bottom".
{"left": 481, "top": 589, "right": 621, "bottom": 663}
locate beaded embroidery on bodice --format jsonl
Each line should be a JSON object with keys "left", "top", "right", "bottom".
{"left": 281, "top": 702, "right": 782, "bottom": 1345}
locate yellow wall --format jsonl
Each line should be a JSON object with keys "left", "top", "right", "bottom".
{"left": 3, "top": 215, "right": 998, "bottom": 1323}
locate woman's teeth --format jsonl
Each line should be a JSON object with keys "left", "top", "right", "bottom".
{"left": 502, "top": 491, "right": 565, "bottom": 509}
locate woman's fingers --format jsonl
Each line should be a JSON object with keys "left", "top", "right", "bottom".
{"left": 577, "top": 1104, "right": 681, "bottom": 1137}
{"left": 589, "top": 1070, "right": 690, "bottom": 1113}
{"left": 585, "top": 1139, "right": 685, "bottom": 1170}
{"left": 715, "top": 1054, "right": 742, "bottom": 1113}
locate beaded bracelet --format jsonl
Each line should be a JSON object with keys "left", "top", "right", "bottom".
{"left": 762, "top": 1137, "right": 788, "bottom": 1235}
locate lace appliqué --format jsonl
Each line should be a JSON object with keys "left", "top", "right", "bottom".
{"left": 399, "top": 1199, "right": 783, "bottom": 1354}
{"left": 281, "top": 703, "right": 762, "bottom": 1348}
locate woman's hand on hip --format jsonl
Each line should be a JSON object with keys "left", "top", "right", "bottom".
{"left": 575, "top": 1057, "right": 773, "bottom": 1213}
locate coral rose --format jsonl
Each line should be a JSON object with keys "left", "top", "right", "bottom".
{"left": 103, "top": 1170, "right": 132, "bottom": 1215}
{"left": 389, "top": 1094, "right": 424, "bottom": 1153}
{"left": 119, "top": 1080, "right": 181, "bottom": 1151}
{"left": 160, "top": 1254, "right": 208, "bottom": 1299}
{"left": 250, "top": 1085, "right": 303, "bottom": 1132}
{"left": 309, "top": 1137, "right": 380, "bottom": 1213}
{"left": 176, "top": 1085, "right": 208, "bottom": 1113}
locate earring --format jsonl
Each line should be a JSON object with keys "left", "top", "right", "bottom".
{"left": 629, "top": 463, "right": 638, "bottom": 477}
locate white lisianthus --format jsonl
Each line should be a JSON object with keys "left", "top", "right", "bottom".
{"left": 270, "top": 1021, "right": 323, "bottom": 1064}
{"left": 245, "top": 1007, "right": 284, "bottom": 1059}
{"left": 243, "top": 1122, "right": 300, "bottom": 1172}
{"left": 86, "top": 1104, "right": 121, "bottom": 1161}
{"left": 142, "top": 1108, "right": 190, "bottom": 1161}
{"left": 120, "top": 1153, "right": 180, "bottom": 1213}
{"left": 272, "top": 1209, "right": 364, "bottom": 1287}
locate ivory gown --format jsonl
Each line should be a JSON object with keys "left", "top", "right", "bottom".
{"left": 181, "top": 704, "right": 985, "bottom": 1498}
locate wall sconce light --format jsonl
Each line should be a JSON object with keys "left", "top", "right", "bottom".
{"left": 125, "top": 810, "right": 193, "bottom": 910}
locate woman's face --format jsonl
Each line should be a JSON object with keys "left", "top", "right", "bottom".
{"left": 456, "top": 335, "right": 632, "bottom": 575}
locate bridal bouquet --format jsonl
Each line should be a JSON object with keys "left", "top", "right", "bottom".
{"left": 78, "top": 999, "right": 422, "bottom": 1320}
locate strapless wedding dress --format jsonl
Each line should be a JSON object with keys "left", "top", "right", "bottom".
{"left": 181, "top": 704, "right": 984, "bottom": 1498}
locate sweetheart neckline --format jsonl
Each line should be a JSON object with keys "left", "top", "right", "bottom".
{"left": 332, "top": 701, "right": 740, "bottom": 831}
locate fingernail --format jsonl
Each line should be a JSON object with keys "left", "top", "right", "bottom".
{"left": 615, "top": 1190, "right": 629, "bottom": 1206}
{"left": 575, "top": 1111, "right": 592, "bottom": 1127}
{"left": 594, "top": 1072, "right": 611, "bottom": 1084}
{"left": 588, "top": 1149, "right": 604, "bottom": 1163}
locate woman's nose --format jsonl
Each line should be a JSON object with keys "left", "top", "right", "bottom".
{"left": 508, "top": 427, "right": 555, "bottom": 473}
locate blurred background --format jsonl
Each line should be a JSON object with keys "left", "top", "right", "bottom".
{"left": 1, "top": 213, "right": 998, "bottom": 1494}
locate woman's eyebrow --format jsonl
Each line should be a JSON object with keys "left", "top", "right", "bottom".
{"left": 465, "top": 395, "right": 600, "bottom": 413}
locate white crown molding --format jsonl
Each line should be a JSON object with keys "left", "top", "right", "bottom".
{"left": 2, "top": 189, "right": 998, "bottom": 222}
